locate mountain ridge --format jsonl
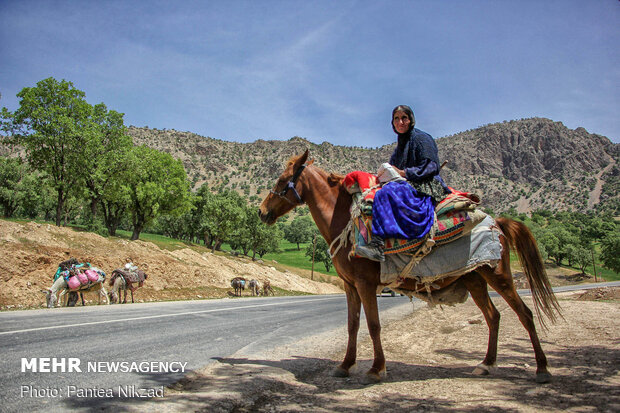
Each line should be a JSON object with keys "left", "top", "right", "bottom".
{"left": 127, "top": 117, "right": 618, "bottom": 214}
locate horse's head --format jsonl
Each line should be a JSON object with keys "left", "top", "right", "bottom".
{"left": 108, "top": 291, "right": 118, "bottom": 304}
{"left": 259, "top": 150, "right": 313, "bottom": 225}
{"left": 41, "top": 288, "right": 56, "bottom": 308}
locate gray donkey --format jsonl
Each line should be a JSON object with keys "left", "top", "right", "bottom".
{"left": 41, "top": 268, "right": 109, "bottom": 308}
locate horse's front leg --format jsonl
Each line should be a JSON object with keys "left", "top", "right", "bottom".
{"left": 333, "top": 282, "right": 361, "bottom": 378}
{"left": 358, "top": 282, "right": 386, "bottom": 383}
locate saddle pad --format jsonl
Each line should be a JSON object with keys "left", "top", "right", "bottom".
{"left": 357, "top": 208, "right": 487, "bottom": 256}
{"left": 113, "top": 269, "right": 147, "bottom": 284}
{"left": 381, "top": 215, "right": 502, "bottom": 285}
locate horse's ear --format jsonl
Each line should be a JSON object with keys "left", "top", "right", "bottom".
{"left": 40, "top": 289, "right": 48, "bottom": 294}
{"left": 298, "top": 149, "right": 309, "bottom": 165}
{"left": 307, "top": 158, "right": 315, "bottom": 166}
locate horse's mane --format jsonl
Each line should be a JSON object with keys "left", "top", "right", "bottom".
{"left": 286, "top": 153, "right": 344, "bottom": 187}
{"left": 327, "top": 172, "right": 344, "bottom": 186}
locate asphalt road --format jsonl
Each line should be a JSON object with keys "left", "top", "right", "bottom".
{"left": 1, "top": 281, "right": 617, "bottom": 412}
{"left": 0, "top": 294, "right": 410, "bottom": 412}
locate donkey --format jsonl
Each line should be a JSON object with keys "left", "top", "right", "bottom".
{"left": 259, "top": 150, "right": 561, "bottom": 384}
{"left": 108, "top": 275, "right": 128, "bottom": 304}
{"left": 231, "top": 277, "right": 246, "bottom": 296}
{"left": 248, "top": 279, "right": 260, "bottom": 296}
{"left": 108, "top": 269, "right": 148, "bottom": 304}
{"left": 42, "top": 269, "right": 109, "bottom": 308}
{"left": 261, "top": 279, "right": 275, "bottom": 296}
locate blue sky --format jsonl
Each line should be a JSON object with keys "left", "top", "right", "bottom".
{"left": 1, "top": 0, "right": 618, "bottom": 147}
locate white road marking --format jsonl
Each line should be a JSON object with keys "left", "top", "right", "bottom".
{"left": 0, "top": 297, "right": 339, "bottom": 336}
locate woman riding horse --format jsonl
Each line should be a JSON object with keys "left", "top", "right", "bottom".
{"left": 259, "top": 149, "right": 560, "bottom": 384}
{"left": 356, "top": 105, "right": 450, "bottom": 262}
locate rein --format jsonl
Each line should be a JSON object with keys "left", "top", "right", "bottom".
{"left": 270, "top": 163, "right": 306, "bottom": 205}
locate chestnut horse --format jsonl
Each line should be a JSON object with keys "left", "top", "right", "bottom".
{"left": 259, "top": 150, "right": 561, "bottom": 384}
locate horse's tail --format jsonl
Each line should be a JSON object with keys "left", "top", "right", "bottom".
{"left": 495, "top": 217, "right": 562, "bottom": 327}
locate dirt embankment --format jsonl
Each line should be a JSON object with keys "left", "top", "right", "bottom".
{"left": 0, "top": 220, "right": 342, "bottom": 309}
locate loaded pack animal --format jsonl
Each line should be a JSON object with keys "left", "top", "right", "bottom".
{"left": 108, "top": 268, "right": 148, "bottom": 304}
{"left": 258, "top": 150, "right": 561, "bottom": 384}
{"left": 42, "top": 267, "right": 109, "bottom": 308}
{"left": 230, "top": 277, "right": 246, "bottom": 296}
{"left": 248, "top": 279, "right": 260, "bottom": 296}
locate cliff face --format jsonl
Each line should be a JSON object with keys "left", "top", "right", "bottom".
{"left": 438, "top": 119, "right": 613, "bottom": 183}
{"left": 436, "top": 118, "right": 618, "bottom": 214}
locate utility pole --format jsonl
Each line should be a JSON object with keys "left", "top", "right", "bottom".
{"left": 591, "top": 247, "right": 598, "bottom": 283}
{"left": 311, "top": 233, "right": 317, "bottom": 281}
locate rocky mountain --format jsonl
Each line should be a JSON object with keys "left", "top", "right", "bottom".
{"left": 128, "top": 117, "right": 618, "bottom": 215}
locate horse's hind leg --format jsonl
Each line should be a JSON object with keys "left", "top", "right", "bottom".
{"left": 333, "top": 282, "right": 361, "bottom": 378}
{"left": 462, "top": 272, "right": 500, "bottom": 375}
{"left": 477, "top": 265, "right": 551, "bottom": 383}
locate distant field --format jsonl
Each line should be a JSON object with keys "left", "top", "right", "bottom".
{"left": 220, "top": 240, "right": 340, "bottom": 283}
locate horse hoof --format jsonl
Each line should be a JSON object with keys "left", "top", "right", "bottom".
{"left": 332, "top": 366, "right": 350, "bottom": 378}
{"left": 362, "top": 369, "right": 386, "bottom": 384}
{"left": 472, "top": 363, "right": 494, "bottom": 376}
{"left": 536, "top": 371, "right": 552, "bottom": 383}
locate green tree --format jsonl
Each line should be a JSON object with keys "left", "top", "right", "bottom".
{"left": 544, "top": 224, "right": 579, "bottom": 265}
{"left": 202, "top": 189, "right": 245, "bottom": 252}
{"left": 80, "top": 103, "right": 133, "bottom": 228}
{"left": 573, "top": 245, "right": 591, "bottom": 275}
{"left": 230, "top": 204, "right": 262, "bottom": 256}
{"left": 536, "top": 228, "right": 559, "bottom": 264}
{"left": 600, "top": 232, "right": 620, "bottom": 274}
{"left": 126, "top": 145, "right": 192, "bottom": 240}
{"left": 0, "top": 157, "right": 28, "bottom": 217}
{"left": 151, "top": 212, "right": 189, "bottom": 240}
{"left": 16, "top": 172, "right": 53, "bottom": 219}
{"left": 284, "top": 216, "right": 315, "bottom": 250}
{"left": 192, "top": 184, "right": 215, "bottom": 247}
{"left": 100, "top": 174, "right": 131, "bottom": 236}
{"left": 581, "top": 214, "right": 616, "bottom": 244}
{"left": 251, "top": 221, "right": 282, "bottom": 260}
{"left": 9, "top": 77, "right": 93, "bottom": 226}
{"left": 306, "top": 235, "right": 333, "bottom": 272}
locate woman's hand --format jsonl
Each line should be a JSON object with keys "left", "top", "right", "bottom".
{"left": 392, "top": 166, "right": 406, "bottom": 177}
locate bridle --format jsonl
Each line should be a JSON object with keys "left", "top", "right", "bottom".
{"left": 269, "top": 163, "right": 306, "bottom": 205}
